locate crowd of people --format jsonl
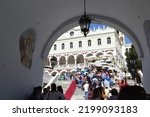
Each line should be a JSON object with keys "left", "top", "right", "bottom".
{"left": 72, "top": 66, "right": 147, "bottom": 100}
{"left": 28, "top": 65, "right": 148, "bottom": 100}
{"left": 28, "top": 83, "right": 66, "bottom": 100}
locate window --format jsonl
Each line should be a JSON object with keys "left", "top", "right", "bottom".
{"left": 70, "top": 31, "right": 74, "bottom": 36}
{"left": 70, "top": 42, "right": 73, "bottom": 48}
{"left": 98, "top": 38, "right": 101, "bottom": 45}
{"left": 126, "top": 48, "right": 128, "bottom": 52}
{"left": 61, "top": 43, "right": 65, "bottom": 49}
{"left": 54, "top": 44, "right": 57, "bottom": 50}
{"left": 116, "top": 30, "right": 119, "bottom": 36}
{"left": 79, "top": 41, "right": 82, "bottom": 47}
{"left": 88, "top": 40, "right": 91, "bottom": 46}
{"left": 107, "top": 37, "right": 111, "bottom": 44}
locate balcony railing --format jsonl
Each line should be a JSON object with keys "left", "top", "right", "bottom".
{"left": 54, "top": 63, "right": 85, "bottom": 70}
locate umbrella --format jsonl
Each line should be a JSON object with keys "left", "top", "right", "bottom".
{"left": 85, "top": 55, "right": 95, "bottom": 60}
{"left": 81, "top": 68, "right": 85, "bottom": 71}
{"left": 92, "top": 78, "right": 98, "bottom": 82}
{"left": 102, "top": 65, "right": 109, "bottom": 69}
{"left": 106, "top": 59, "right": 112, "bottom": 63}
{"left": 95, "top": 61, "right": 102, "bottom": 67}
{"left": 70, "top": 69, "right": 77, "bottom": 73}
{"left": 108, "top": 67, "right": 116, "bottom": 70}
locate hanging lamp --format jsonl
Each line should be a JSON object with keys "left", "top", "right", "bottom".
{"left": 79, "top": 0, "right": 91, "bottom": 37}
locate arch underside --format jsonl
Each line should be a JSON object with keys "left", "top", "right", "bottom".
{"left": 41, "top": 14, "right": 144, "bottom": 60}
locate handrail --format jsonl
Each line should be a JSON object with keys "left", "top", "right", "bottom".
{"left": 43, "top": 73, "right": 59, "bottom": 89}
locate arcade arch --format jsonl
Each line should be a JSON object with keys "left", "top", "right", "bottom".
{"left": 86, "top": 53, "right": 94, "bottom": 57}
{"left": 106, "top": 51, "right": 113, "bottom": 56}
{"left": 51, "top": 70, "right": 59, "bottom": 76}
{"left": 59, "top": 56, "right": 66, "bottom": 65}
{"left": 76, "top": 54, "right": 84, "bottom": 64}
{"left": 68, "top": 55, "right": 75, "bottom": 64}
{"left": 60, "top": 70, "right": 68, "bottom": 76}
{"left": 96, "top": 52, "right": 104, "bottom": 57}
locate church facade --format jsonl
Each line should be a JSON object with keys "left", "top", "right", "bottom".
{"left": 47, "top": 25, "right": 130, "bottom": 72}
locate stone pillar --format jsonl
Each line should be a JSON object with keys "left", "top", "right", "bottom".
{"left": 57, "top": 57, "right": 60, "bottom": 66}
{"left": 49, "top": 56, "right": 52, "bottom": 66}
{"left": 84, "top": 59, "right": 86, "bottom": 67}
{"left": 57, "top": 60, "right": 60, "bottom": 68}
{"left": 143, "top": 20, "right": 150, "bottom": 94}
{"left": 74, "top": 55, "right": 77, "bottom": 68}
{"left": 75, "top": 59, "right": 77, "bottom": 67}
{"left": 142, "top": 55, "right": 150, "bottom": 94}
{"left": 65, "top": 56, "right": 68, "bottom": 67}
{"left": 66, "top": 59, "right": 68, "bottom": 66}
{"left": 49, "top": 57, "right": 52, "bottom": 67}
{"left": 57, "top": 61, "right": 60, "bottom": 66}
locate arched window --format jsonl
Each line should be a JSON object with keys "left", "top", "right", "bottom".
{"left": 107, "top": 37, "right": 111, "bottom": 44}
{"left": 54, "top": 44, "right": 57, "bottom": 50}
{"left": 61, "top": 43, "right": 65, "bottom": 49}
{"left": 79, "top": 41, "right": 82, "bottom": 47}
{"left": 88, "top": 40, "right": 91, "bottom": 46}
{"left": 70, "top": 42, "right": 73, "bottom": 48}
{"left": 98, "top": 38, "right": 101, "bottom": 45}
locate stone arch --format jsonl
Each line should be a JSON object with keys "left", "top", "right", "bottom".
{"left": 96, "top": 52, "right": 104, "bottom": 57}
{"left": 106, "top": 51, "right": 113, "bottom": 56}
{"left": 41, "top": 15, "right": 143, "bottom": 60}
{"left": 86, "top": 53, "right": 94, "bottom": 57}
{"left": 51, "top": 70, "right": 59, "bottom": 76}
{"left": 144, "top": 20, "right": 150, "bottom": 54}
{"left": 77, "top": 54, "right": 84, "bottom": 64}
{"left": 77, "top": 54, "right": 84, "bottom": 63}
{"left": 59, "top": 56, "right": 66, "bottom": 65}
{"left": 68, "top": 55, "right": 75, "bottom": 64}
{"left": 60, "top": 70, "right": 67, "bottom": 76}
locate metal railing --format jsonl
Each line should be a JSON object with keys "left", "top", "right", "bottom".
{"left": 54, "top": 63, "right": 85, "bottom": 70}
{"left": 43, "top": 73, "right": 59, "bottom": 89}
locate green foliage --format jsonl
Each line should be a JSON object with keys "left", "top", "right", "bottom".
{"left": 125, "top": 44, "right": 142, "bottom": 74}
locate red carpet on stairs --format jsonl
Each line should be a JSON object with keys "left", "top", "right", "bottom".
{"left": 64, "top": 80, "right": 76, "bottom": 100}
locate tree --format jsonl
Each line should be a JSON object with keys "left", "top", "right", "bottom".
{"left": 125, "top": 44, "right": 142, "bottom": 79}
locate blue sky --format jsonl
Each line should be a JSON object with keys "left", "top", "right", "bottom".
{"left": 125, "top": 36, "right": 132, "bottom": 44}
{"left": 90, "top": 23, "right": 132, "bottom": 44}
{"left": 90, "top": 23, "right": 106, "bottom": 30}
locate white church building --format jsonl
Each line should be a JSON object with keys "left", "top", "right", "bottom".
{"left": 47, "top": 24, "right": 130, "bottom": 72}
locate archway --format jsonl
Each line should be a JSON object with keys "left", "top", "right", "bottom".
{"left": 41, "top": 14, "right": 149, "bottom": 92}
{"left": 77, "top": 54, "right": 84, "bottom": 63}
{"left": 42, "top": 15, "right": 143, "bottom": 59}
{"left": 59, "top": 56, "right": 66, "bottom": 65}
{"left": 2, "top": 1, "right": 150, "bottom": 100}
{"left": 51, "top": 71, "right": 58, "bottom": 76}
{"left": 86, "top": 53, "right": 94, "bottom": 57}
{"left": 96, "top": 52, "right": 104, "bottom": 57}
{"left": 68, "top": 55, "right": 75, "bottom": 64}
